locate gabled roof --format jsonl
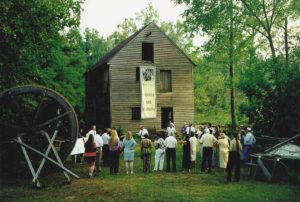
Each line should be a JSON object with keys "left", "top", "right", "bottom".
{"left": 85, "top": 22, "right": 196, "bottom": 75}
{"left": 152, "top": 23, "right": 196, "bottom": 67}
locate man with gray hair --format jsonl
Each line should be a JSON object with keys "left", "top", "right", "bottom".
{"left": 164, "top": 131, "right": 177, "bottom": 172}
{"left": 166, "top": 122, "right": 176, "bottom": 136}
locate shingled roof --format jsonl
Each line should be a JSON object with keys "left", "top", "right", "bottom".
{"left": 85, "top": 22, "right": 196, "bottom": 75}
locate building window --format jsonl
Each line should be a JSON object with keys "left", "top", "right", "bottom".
{"left": 136, "top": 67, "right": 140, "bottom": 81}
{"left": 160, "top": 70, "right": 172, "bottom": 92}
{"left": 131, "top": 107, "right": 141, "bottom": 120}
{"left": 142, "top": 42, "right": 154, "bottom": 62}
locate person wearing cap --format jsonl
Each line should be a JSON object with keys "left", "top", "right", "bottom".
{"left": 164, "top": 131, "right": 177, "bottom": 172}
{"left": 138, "top": 125, "right": 149, "bottom": 139}
{"left": 199, "top": 128, "right": 217, "bottom": 173}
{"left": 242, "top": 127, "right": 256, "bottom": 162}
{"left": 226, "top": 131, "right": 243, "bottom": 182}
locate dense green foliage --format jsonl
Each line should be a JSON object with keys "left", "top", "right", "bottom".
{"left": 175, "top": 0, "right": 300, "bottom": 136}
{"left": 0, "top": 0, "right": 84, "bottom": 117}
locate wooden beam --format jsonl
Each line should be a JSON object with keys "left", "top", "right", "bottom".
{"left": 257, "top": 157, "right": 272, "bottom": 181}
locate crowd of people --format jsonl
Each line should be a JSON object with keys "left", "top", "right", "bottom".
{"left": 80, "top": 123, "right": 256, "bottom": 183}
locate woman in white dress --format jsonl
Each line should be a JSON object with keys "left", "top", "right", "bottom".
{"left": 189, "top": 132, "right": 197, "bottom": 172}
{"left": 218, "top": 133, "right": 229, "bottom": 172}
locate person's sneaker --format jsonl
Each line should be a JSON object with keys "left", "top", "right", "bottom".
{"left": 126, "top": 171, "right": 129, "bottom": 175}
{"left": 131, "top": 171, "right": 134, "bottom": 174}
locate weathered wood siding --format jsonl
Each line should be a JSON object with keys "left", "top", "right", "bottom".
{"left": 109, "top": 23, "right": 194, "bottom": 132}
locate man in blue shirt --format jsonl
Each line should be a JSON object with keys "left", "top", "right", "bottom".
{"left": 242, "top": 128, "right": 256, "bottom": 162}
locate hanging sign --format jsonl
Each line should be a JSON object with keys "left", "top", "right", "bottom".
{"left": 70, "top": 138, "right": 85, "bottom": 155}
{"left": 140, "top": 66, "right": 156, "bottom": 119}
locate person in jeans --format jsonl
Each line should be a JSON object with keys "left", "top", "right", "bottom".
{"left": 242, "top": 127, "right": 256, "bottom": 162}
{"left": 153, "top": 134, "right": 166, "bottom": 171}
{"left": 109, "top": 129, "right": 121, "bottom": 175}
{"left": 226, "top": 132, "right": 243, "bottom": 182}
{"left": 164, "top": 131, "right": 177, "bottom": 172}
{"left": 199, "top": 128, "right": 217, "bottom": 173}
{"left": 141, "top": 134, "right": 152, "bottom": 173}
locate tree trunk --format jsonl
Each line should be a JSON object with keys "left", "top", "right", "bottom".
{"left": 229, "top": 0, "right": 236, "bottom": 131}
{"left": 284, "top": 17, "right": 289, "bottom": 69}
{"left": 267, "top": 33, "right": 276, "bottom": 63}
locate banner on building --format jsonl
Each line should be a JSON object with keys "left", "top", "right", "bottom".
{"left": 140, "top": 66, "right": 156, "bottom": 119}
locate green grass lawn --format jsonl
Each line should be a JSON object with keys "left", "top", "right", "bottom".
{"left": 0, "top": 145, "right": 299, "bottom": 202}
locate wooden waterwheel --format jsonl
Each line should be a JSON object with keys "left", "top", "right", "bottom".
{"left": 0, "top": 85, "right": 79, "bottom": 186}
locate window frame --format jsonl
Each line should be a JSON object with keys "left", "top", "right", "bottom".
{"left": 159, "top": 70, "right": 172, "bottom": 93}
{"left": 131, "top": 107, "right": 141, "bottom": 120}
{"left": 142, "top": 42, "right": 154, "bottom": 62}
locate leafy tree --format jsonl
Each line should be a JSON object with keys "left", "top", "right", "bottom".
{"left": 0, "top": 0, "right": 83, "bottom": 91}
{"left": 174, "top": 0, "right": 251, "bottom": 130}
{"left": 240, "top": 0, "right": 300, "bottom": 63}
{"left": 135, "top": 2, "right": 160, "bottom": 26}
{"left": 81, "top": 28, "right": 110, "bottom": 68}
{"left": 107, "top": 18, "right": 138, "bottom": 47}
{"left": 160, "top": 20, "right": 199, "bottom": 56}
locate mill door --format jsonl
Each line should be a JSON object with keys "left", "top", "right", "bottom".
{"left": 161, "top": 107, "right": 173, "bottom": 129}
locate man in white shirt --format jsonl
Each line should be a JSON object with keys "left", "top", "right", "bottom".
{"left": 85, "top": 125, "right": 97, "bottom": 142}
{"left": 138, "top": 125, "right": 149, "bottom": 139}
{"left": 94, "top": 129, "right": 103, "bottom": 172}
{"left": 199, "top": 128, "right": 217, "bottom": 173}
{"left": 166, "top": 123, "right": 176, "bottom": 136}
{"left": 164, "top": 131, "right": 177, "bottom": 172}
{"left": 186, "top": 123, "right": 196, "bottom": 135}
{"left": 101, "top": 129, "right": 110, "bottom": 166}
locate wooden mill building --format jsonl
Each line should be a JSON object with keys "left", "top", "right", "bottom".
{"left": 85, "top": 22, "right": 195, "bottom": 132}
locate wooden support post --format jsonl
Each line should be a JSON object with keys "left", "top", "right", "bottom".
{"left": 257, "top": 156, "right": 272, "bottom": 181}
{"left": 13, "top": 139, "right": 79, "bottom": 179}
